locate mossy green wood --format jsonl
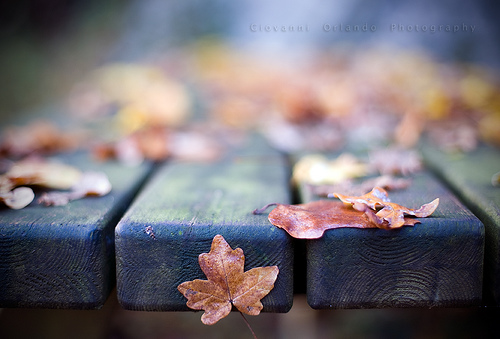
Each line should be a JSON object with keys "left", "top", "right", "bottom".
{"left": 0, "top": 153, "right": 153, "bottom": 309}
{"left": 115, "top": 138, "right": 294, "bottom": 312}
{"left": 303, "top": 172, "right": 484, "bottom": 309}
{"left": 421, "top": 143, "right": 500, "bottom": 305}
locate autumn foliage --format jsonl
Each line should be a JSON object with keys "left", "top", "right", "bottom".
{"left": 178, "top": 235, "right": 279, "bottom": 325}
{"left": 254, "top": 187, "right": 439, "bottom": 239}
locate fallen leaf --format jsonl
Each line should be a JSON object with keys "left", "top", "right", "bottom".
{"left": 0, "top": 187, "right": 35, "bottom": 209}
{"left": 492, "top": 171, "right": 500, "bottom": 187}
{"left": 332, "top": 187, "right": 439, "bottom": 229}
{"left": 262, "top": 200, "right": 375, "bottom": 239}
{"left": 0, "top": 160, "right": 84, "bottom": 209}
{"left": 38, "top": 171, "right": 112, "bottom": 206}
{"left": 4, "top": 160, "right": 82, "bottom": 190}
{"left": 0, "top": 120, "right": 84, "bottom": 159}
{"left": 178, "top": 234, "right": 279, "bottom": 325}
{"left": 292, "top": 153, "right": 368, "bottom": 185}
{"left": 310, "top": 175, "right": 412, "bottom": 197}
{"left": 368, "top": 147, "right": 422, "bottom": 176}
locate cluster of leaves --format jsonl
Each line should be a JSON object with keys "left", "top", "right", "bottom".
{"left": 68, "top": 63, "right": 231, "bottom": 164}
{"left": 254, "top": 187, "right": 439, "bottom": 239}
{"left": 0, "top": 160, "right": 111, "bottom": 209}
{"left": 193, "top": 44, "right": 500, "bottom": 153}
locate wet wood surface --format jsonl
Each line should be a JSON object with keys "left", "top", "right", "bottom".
{"left": 0, "top": 153, "right": 153, "bottom": 309}
{"left": 115, "top": 135, "right": 294, "bottom": 312}
{"left": 301, "top": 170, "right": 484, "bottom": 309}
{"left": 421, "top": 143, "right": 500, "bottom": 305}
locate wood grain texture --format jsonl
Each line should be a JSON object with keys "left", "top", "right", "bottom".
{"left": 304, "top": 172, "right": 484, "bottom": 309}
{"left": 421, "top": 143, "right": 500, "bottom": 305}
{"left": 0, "top": 153, "right": 153, "bottom": 309}
{"left": 115, "top": 135, "right": 294, "bottom": 312}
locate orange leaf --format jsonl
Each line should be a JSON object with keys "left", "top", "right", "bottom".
{"left": 333, "top": 187, "right": 439, "bottom": 229}
{"left": 266, "top": 200, "right": 376, "bottom": 239}
{"left": 177, "top": 235, "right": 279, "bottom": 325}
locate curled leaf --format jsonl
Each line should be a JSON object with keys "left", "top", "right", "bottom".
{"left": 264, "top": 200, "right": 375, "bottom": 239}
{"left": 38, "top": 171, "right": 112, "bottom": 206}
{"left": 0, "top": 160, "right": 83, "bottom": 209}
{"left": 332, "top": 187, "right": 439, "bottom": 229}
{"left": 0, "top": 187, "right": 35, "bottom": 209}
{"left": 4, "top": 160, "right": 82, "bottom": 190}
{"left": 178, "top": 235, "right": 278, "bottom": 325}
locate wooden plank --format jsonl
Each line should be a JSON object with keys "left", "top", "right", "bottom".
{"left": 421, "top": 143, "right": 500, "bottom": 305}
{"left": 0, "top": 153, "right": 153, "bottom": 309}
{"left": 115, "top": 135, "right": 294, "bottom": 312}
{"left": 302, "top": 171, "right": 484, "bottom": 309}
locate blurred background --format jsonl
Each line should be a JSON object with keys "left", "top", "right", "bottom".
{"left": 1, "top": 0, "right": 500, "bottom": 338}
{"left": 1, "top": 0, "right": 499, "bottom": 123}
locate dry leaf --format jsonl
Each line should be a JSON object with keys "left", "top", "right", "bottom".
{"left": 0, "top": 187, "right": 35, "bottom": 209}
{"left": 492, "top": 171, "right": 500, "bottom": 187}
{"left": 4, "top": 160, "right": 82, "bottom": 190}
{"left": 310, "top": 175, "right": 412, "bottom": 197}
{"left": 0, "top": 160, "right": 83, "bottom": 209}
{"left": 177, "top": 234, "right": 279, "bottom": 325}
{"left": 38, "top": 171, "right": 112, "bottom": 206}
{"left": 0, "top": 120, "right": 84, "bottom": 158}
{"left": 292, "top": 153, "right": 368, "bottom": 185}
{"left": 332, "top": 187, "right": 439, "bottom": 229}
{"left": 368, "top": 147, "right": 422, "bottom": 176}
{"left": 259, "top": 200, "right": 375, "bottom": 239}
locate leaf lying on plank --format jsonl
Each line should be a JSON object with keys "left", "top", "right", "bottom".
{"left": 38, "top": 171, "right": 112, "bottom": 206}
{"left": 309, "top": 175, "right": 412, "bottom": 198}
{"left": 178, "top": 234, "right": 278, "bottom": 325}
{"left": 0, "top": 120, "right": 84, "bottom": 159}
{"left": 255, "top": 200, "right": 378, "bottom": 239}
{"left": 3, "top": 160, "right": 82, "bottom": 190}
{"left": 0, "top": 187, "right": 35, "bottom": 209}
{"left": 331, "top": 187, "right": 439, "bottom": 229}
{"left": 292, "top": 153, "right": 368, "bottom": 185}
{"left": 368, "top": 147, "right": 422, "bottom": 176}
{"left": 254, "top": 187, "right": 439, "bottom": 238}
{"left": 0, "top": 160, "right": 111, "bottom": 208}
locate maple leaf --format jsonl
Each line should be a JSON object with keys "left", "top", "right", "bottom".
{"left": 332, "top": 187, "right": 439, "bottom": 229}
{"left": 177, "top": 235, "right": 279, "bottom": 325}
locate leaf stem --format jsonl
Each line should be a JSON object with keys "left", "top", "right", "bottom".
{"left": 239, "top": 311, "right": 258, "bottom": 339}
{"left": 252, "top": 203, "right": 277, "bottom": 215}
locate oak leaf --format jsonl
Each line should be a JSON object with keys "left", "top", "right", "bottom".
{"left": 177, "top": 235, "right": 279, "bottom": 325}
{"left": 332, "top": 187, "right": 439, "bottom": 229}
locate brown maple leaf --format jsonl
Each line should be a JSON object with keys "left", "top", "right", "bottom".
{"left": 332, "top": 187, "right": 439, "bottom": 229}
{"left": 177, "top": 235, "right": 279, "bottom": 325}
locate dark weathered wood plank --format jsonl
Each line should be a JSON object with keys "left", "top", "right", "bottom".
{"left": 421, "top": 143, "right": 500, "bottom": 305}
{"left": 0, "top": 153, "right": 153, "bottom": 309}
{"left": 115, "top": 135, "right": 294, "bottom": 312}
{"left": 303, "top": 171, "right": 484, "bottom": 309}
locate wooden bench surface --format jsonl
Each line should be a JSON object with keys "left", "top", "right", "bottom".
{"left": 302, "top": 170, "right": 484, "bottom": 309}
{"left": 0, "top": 135, "right": 495, "bottom": 311}
{"left": 115, "top": 135, "right": 294, "bottom": 312}
{"left": 0, "top": 153, "right": 153, "bottom": 309}
{"left": 421, "top": 143, "right": 500, "bottom": 305}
